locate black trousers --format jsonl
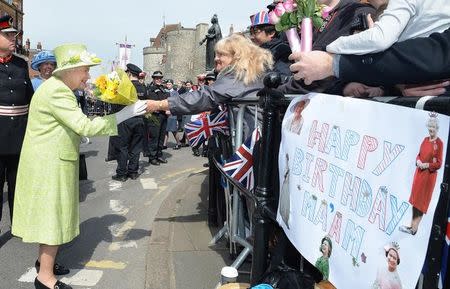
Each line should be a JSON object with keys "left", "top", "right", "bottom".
{"left": 0, "top": 154, "right": 19, "bottom": 223}
{"left": 106, "top": 136, "right": 121, "bottom": 161}
{"left": 116, "top": 117, "right": 144, "bottom": 176}
{"left": 147, "top": 114, "right": 168, "bottom": 159}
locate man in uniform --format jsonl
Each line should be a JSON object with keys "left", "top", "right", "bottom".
{"left": 0, "top": 15, "right": 33, "bottom": 228}
{"left": 111, "top": 63, "right": 146, "bottom": 181}
{"left": 146, "top": 71, "right": 169, "bottom": 165}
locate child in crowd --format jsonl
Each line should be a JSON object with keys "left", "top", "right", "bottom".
{"left": 326, "top": 0, "right": 450, "bottom": 55}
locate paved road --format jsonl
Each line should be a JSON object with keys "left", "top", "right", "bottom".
{"left": 0, "top": 136, "right": 206, "bottom": 289}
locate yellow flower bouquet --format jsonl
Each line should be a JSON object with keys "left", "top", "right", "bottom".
{"left": 93, "top": 68, "right": 137, "bottom": 105}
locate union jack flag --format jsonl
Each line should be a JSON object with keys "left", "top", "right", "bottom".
{"left": 438, "top": 211, "right": 450, "bottom": 288}
{"left": 222, "top": 128, "right": 260, "bottom": 191}
{"left": 184, "top": 110, "right": 228, "bottom": 147}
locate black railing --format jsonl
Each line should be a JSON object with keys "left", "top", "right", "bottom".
{"left": 211, "top": 73, "right": 450, "bottom": 288}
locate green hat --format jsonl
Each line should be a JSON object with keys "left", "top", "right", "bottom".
{"left": 52, "top": 43, "right": 101, "bottom": 75}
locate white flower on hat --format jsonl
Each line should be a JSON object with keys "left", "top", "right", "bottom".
{"left": 80, "top": 51, "right": 96, "bottom": 64}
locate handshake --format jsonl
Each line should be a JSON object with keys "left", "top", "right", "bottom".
{"left": 114, "top": 100, "right": 168, "bottom": 124}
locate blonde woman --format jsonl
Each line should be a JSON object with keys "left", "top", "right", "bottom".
{"left": 146, "top": 33, "right": 273, "bottom": 138}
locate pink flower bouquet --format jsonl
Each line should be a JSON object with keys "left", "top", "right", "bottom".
{"left": 268, "top": 0, "right": 324, "bottom": 52}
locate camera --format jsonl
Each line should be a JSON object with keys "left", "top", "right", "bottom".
{"left": 350, "top": 13, "right": 370, "bottom": 34}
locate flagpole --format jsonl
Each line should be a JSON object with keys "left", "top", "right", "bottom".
{"left": 115, "top": 36, "right": 135, "bottom": 70}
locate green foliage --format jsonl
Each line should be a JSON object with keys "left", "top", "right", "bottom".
{"left": 312, "top": 15, "right": 324, "bottom": 29}
{"left": 274, "top": 0, "right": 325, "bottom": 32}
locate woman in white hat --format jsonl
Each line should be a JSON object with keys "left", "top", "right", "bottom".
{"left": 11, "top": 43, "right": 147, "bottom": 289}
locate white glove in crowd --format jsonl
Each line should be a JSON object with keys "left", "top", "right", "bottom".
{"left": 115, "top": 100, "right": 148, "bottom": 124}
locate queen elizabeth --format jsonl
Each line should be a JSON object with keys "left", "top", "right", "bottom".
{"left": 12, "top": 43, "right": 147, "bottom": 289}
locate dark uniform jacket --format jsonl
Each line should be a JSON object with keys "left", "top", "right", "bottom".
{"left": 0, "top": 55, "right": 34, "bottom": 155}
{"left": 338, "top": 28, "right": 450, "bottom": 86}
{"left": 147, "top": 83, "right": 169, "bottom": 114}
{"left": 132, "top": 80, "right": 148, "bottom": 100}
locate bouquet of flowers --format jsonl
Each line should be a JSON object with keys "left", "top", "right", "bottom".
{"left": 268, "top": 0, "right": 325, "bottom": 52}
{"left": 94, "top": 68, "right": 137, "bottom": 105}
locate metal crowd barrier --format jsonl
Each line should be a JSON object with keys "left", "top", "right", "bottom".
{"left": 209, "top": 104, "right": 258, "bottom": 273}
{"left": 209, "top": 73, "right": 450, "bottom": 289}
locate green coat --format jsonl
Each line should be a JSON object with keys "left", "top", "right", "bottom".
{"left": 315, "top": 255, "right": 330, "bottom": 280}
{"left": 12, "top": 76, "right": 118, "bottom": 245}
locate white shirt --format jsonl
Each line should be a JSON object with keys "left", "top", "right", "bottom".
{"left": 326, "top": 0, "right": 450, "bottom": 55}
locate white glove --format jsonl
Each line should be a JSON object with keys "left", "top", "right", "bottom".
{"left": 115, "top": 100, "right": 148, "bottom": 124}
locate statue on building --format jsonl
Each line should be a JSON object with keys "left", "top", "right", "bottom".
{"left": 199, "top": 14, "right": 222, "bottom": 71}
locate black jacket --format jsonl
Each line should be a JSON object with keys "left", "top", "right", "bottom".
{"left": 313, "top": 0, "right": 375, "bottom": 51}
{"left": 339, "top": 28, "right": 450, "bottom": 86}
{"left": 278, "top": 0, "right": 375, "bottom": 95}
{"left": 0, "top": 55, "right": 34, "bottom": 155}
{"left": 147, "top": 83, "right": 169, "bottom": 114}
{"left": 132, "top": 80, "right": 148, "bottom": 100}
{"left": 261, "top": 38, "right": 292, "bottom": 78}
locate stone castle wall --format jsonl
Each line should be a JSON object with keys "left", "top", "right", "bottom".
{"left": 164, "top": 28, "right": 196, "bottom": 82}
{"left": 143, "top": 46, "right": 164, "bottom": 79}
{"left": 143, "top": 23, "right": 209, "bottom": 82}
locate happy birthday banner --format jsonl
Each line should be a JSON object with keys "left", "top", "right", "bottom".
{"left": 277, "top": 93, "right": 449, "bottom": 289}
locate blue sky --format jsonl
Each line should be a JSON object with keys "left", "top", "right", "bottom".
{"left": 24, "top": 0, "right": 266, "bottom": 76}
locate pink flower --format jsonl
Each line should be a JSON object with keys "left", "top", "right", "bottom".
{"left": 321, "top": 6, "right": 332, "bottom": 19}
{"left": 283, "top": 0, "right": 296, "bottom": 13}
{"left": 268, "top": 10, "right": 281, "bottom": 24}
{"left": 274, "top": 2, "right": 286, "bottom": 17}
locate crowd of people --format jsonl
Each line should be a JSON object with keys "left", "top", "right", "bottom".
{"left": 104, "top": 65, "right": 218, "bottom": 181}
{"left": 0, "top": 0, "right": 449, "bottom": 287}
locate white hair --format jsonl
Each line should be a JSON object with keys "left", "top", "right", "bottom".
{"left": 427, "top": 117, "right": 439, "bottom": 130}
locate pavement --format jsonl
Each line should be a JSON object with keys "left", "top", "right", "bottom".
{"left": 145, "top": 158, "right": 251, "bottom": 289}
{"left": 0, "top": 135, "right": 250, "bottom": 289}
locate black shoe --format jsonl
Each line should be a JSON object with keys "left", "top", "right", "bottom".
{"left": 128, "top": 173, "right": 139, "bottom": 180}
{"left": 111, "top": 174, "right": 127, "bottom": 182}
{"left": 173, "top": 145, "right": 180, "bottom": 150}
{"left": 149, "top": 158, "right": 160, "bottom": 165}
{"left": 35, "top": 260, "right": 70, "bottom": 276}
{"left": 157, "top": 157, "right": 168, "bottom": 164}
{"left": 162, "top": 146, "right": 168, "bottom": 150}
{"left": 34, "top": 278, "right": 72, "bottom": 289}
{"left": 203, "top": 163, "right": 209, "bottom": 167}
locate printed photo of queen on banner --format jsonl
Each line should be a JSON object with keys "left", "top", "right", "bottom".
{"left": 277, "top": 93, "right": 449, "bottom": 289}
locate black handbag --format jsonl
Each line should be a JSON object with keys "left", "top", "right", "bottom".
{"left": 79, "top": 153, "right": 88, "bottom": 180}
{"left": 259, "top": 263, "right": 316, "bottom": 289}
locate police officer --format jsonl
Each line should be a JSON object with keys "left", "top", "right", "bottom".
{"left": 205, "top": 72, "right": 216, "bottom": 86}
{"left": 146, "top": 71, "right": 169, "bottom": 165}
{"left": 0, "top": 15, "right": 33, "bottom": 227}
{"left": 111, "top": 63, "right": 145, "bottom": 181}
